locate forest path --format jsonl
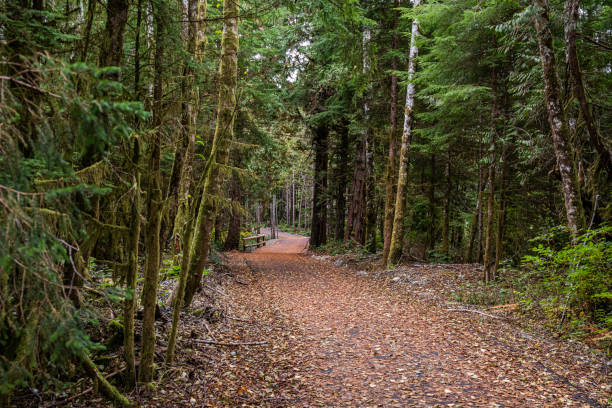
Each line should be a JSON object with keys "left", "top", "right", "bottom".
{"left": 228, "top": 232, "right": 609, "bottom": 407}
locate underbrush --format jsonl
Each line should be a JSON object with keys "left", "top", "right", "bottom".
{"left": 452, "top": 225, "right": 612, "bottom": 350}
{"left": 313, "top": 238, "right": 372, "bottom": 258}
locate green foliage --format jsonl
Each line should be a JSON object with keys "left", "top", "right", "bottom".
{"left": 519, "top": 226, "right": 612, "bottom": 331}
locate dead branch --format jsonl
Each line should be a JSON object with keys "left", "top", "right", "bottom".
{"left": 445, "top": 308, "right": 505, "bottom": 320}
{"left": 192, "top": 339, "right": 267, "bottom": 346}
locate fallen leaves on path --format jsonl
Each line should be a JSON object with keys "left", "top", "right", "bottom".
{"left": 230, "top": 232, "right": 611, "bottom": 407}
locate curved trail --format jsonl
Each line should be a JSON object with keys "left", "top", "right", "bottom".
{"left": 229, "top": 231, "right": 608, "bottom": 407}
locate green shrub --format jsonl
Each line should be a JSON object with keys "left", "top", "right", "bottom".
{"left": 519, "top": 225, "right": 612, "bottom": 332}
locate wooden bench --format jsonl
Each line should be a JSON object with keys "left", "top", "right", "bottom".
{"left": 242, "top": 234, "right": 266, "bottom": 252}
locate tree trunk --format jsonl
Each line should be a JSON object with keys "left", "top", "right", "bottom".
{"left": 427, "top": 154, "right": 436, "bottom": 252}
{"left": 123, "top": 141, "right": 140, "bottom": 389}
{"left": 494, "top": 144, "right": 509, "bottom": 276}
{"left": 271, "top": 194, "right": 277, "bottom": 239}
{"left": 365, "top": 131, "right": 376, "bottom": 253}
{"left": 564, "top": 0, "right": 612, "bottom": 174}
{"left": 133, "top": 0, "right": 143, "bottom": 100}
{"left": 183, "top": 0, "right": 239, "bottom": 307}
{"left": 441, "top": 149, "right": 451, "bottom": 256}
{"left": 99, "top": 0, "right": 129, "bottom": 69}
{"left": 345, "top": 135, "right": 367, "bottom": 245}
{"left": 465, "top": 164, "right": 483, "bottom": 263}
{"left": 483, "top": 162, "right": 495, "bottom": 282}
{"left": 79, "top": 0, "right": 97, "bottom": 61}
{"left": 382, "top": 0, "right": 400, "bottom": 264}
{"left": 310, "top": 124, "right": 328, "bottom": 247}
{"left": 334, "top": 121, "right": 349, "bottom": 240}
{"left": 138, "top": 0, "right": 165, "bottom": 382}
{"left": 387, "top": 0, "right": 420, "bottom": 267}
{"left": 224, "top": 174, "right": 242, "bottom": 250}
{"left": 483, "top": 65, "right": 500, "bottom": 283}
{"left": 165, "top": 204, "right": 195, "bottom": 364}
{"left": 533, "top": 0, "right": 585, "bottom": 236}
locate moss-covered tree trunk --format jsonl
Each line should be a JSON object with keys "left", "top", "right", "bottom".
{"left": 123, "top": 140, "right": 140, "bottom": 389}
{"left": 387, "top": 0, "right": 420, "bottom": 268}
{"left": 138, "top": 0, "right": 165, "bottom": 383}
{"left": 533, "top": 0, "right": 585, "bottom": 237}
{"left": 164, "top": 0, "right": 203, "bottom": 366}
{"left": 564, "top": 0, "right": 612, "bottom": 174}
{"left": 183, "top": 0, "right": 239, "bottom": 307}
{"left": 382, "top": 0, "right": 400, "bottom": 264}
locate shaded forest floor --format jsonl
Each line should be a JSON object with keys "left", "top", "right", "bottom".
{"left": 64, "top": 232, "right": 611, "bottom": 407}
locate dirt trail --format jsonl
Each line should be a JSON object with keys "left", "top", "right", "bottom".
{"left": 229, "top": 232, "right": 610, "bottom": 407}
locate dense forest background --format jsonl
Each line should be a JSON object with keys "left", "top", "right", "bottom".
{"left": 1, "top": 0, "right": 610, "bottom": 404}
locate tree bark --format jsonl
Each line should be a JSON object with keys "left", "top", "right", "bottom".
{"left": 138, "top": 0, "right": 165, "bottom": 382}
{"left": 382, "top": 0, "right": 401, "bottom": 264}
{"left": 224, "top": 174, "right": 242, "bottom": 250}
{"left": 334, "top": 121, "right": 349, "bottom": 240}
{"left": 183, "top": 0, "right": 239, "bottom": 307}
{"left": 123, "top": 141, "right": 140, "bottom": 389}
{"left": 345, "top": 134, "right": 367, "bottom": 245}
{"left": 427, "top": 154, "right": 436, "bottom": 252}
{"left": 441, "top": 149, "right": 451, "bottom": 256}
{"left": 564, "top": 0, "right": 612, "bottom": 174}
{"left": 310, "top": 124, "right": 328, "bottom": 247}
{"left": 533, "top": 0, "right": 585, "bottom": 236}
{"left": 494, "top": 144, "right": 509, "bottom": 276}
{"left": 79, "top": 0, "right": 97, "bottom": 61}
{"left": 464, "top": 163, "right": 483, "bottom": 263}
{"left": 387, "top": 0, "right": 420, "bottom": 267}
{"left": 483, "top": 65, "right": 500, "bottom": 283}
{"left": 99, "top": 0, "right": 129, "bottom": 69}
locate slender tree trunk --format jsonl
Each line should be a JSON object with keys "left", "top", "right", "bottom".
{"left": 427, "top": 154, "right": 436, "bottom": 252}
{"left": 564, "top": 0, "right": 612, "bottom": 173}
{"left": 79, "top": 0, "right": 97, "bottom": 61}
{"left": 477, "top": 174, "right": 484, "bottom": 263}
{"left": 382, "top": 0, "right": 400, "bottom": 264}
{"left": 494, "top": 145, "right": 508, "bottom": 275}
{"left": 533, "top": 0, "right": 585, "bottom": 236}
{"left": 165, "top": 195, "right": 195, "bottom": 364}
{"left": 362, "top": 28, "right": 376, "bottom": 253}
{"left": 224, "top": 174, "right": 242, "bottom": 250}
{"left": 334, "top": 122, "right": 349, "bottom": 240}
{"left": 271, "top": 194, "right": 277, "bottom": 239}
{"left": 123, "top": 141, "right": 140, "bottom": 389}
{"left": 465, "top": 165, "right": 483, "bottom": 263}
{"left": 365, "top": 132, "right": 376, "bottom": 253}
{"left": 387, "top": 0, "right": 420, "bottom": 267}
{"left": 161, "top": 0, "right": 203, "bottom": 251}
{"left": 133, "top": 0, "right": 143, "bottom": 100}
{"left": 483, "top": 162, "right": 495, "bottom": 282}
{"left": 183, "top": 0, "right": 239, "bottom": 307}
{"left": 484, "top": 65, "right": 500, "bottom": 282}
{"left": 292, "top": 170, "right": 296, "bottom": 230}
{"left": 441, "top": 149, "right": 451, "bottom": 256}
{"left": 310, "top": 124, "right": 329, "bottom": 247}
{"left": 138, "top": 0, "right": 165, "bottom": 383}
